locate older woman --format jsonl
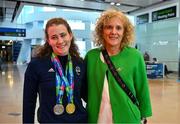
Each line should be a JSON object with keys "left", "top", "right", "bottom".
{"left": 85, "top": 9, "right": 152, "bottom": 123}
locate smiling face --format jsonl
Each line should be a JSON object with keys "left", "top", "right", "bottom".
{"left": 103, "top": 17, "right": 124, "bottom": 50}
{"left": 47, "top": 24, "right": 72, "bottom": 56}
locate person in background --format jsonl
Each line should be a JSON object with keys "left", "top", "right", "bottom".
{"left": 0, "top": 57, "right": 3, "bottom": 71}
{"left": 85, "top": 9, "right": 152, "bottom": 123}
{"left": 23, "top": 18, "right": 87, "bottom": 123}
{"left": 152, "top": 57, "right": 158, "bottom": 63}
{"left": 144, "top": 51, "right": 150, "bottom": 62}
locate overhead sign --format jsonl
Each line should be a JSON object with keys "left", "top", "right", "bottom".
{"left": 136, "top": 13, "right": 149, "bottom": 24}
{"left": 0, "top": 27, "right": 26, "bottom": 37}
{"left": 152, "top": 6, "right": 176, "bottom": 22}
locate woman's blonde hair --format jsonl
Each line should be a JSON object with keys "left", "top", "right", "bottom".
{"left": 94, "top": 9, "right": 135, "bottom": 50}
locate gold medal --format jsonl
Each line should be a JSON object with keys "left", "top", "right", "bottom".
{"left": 53, "top": 104, "right": 64, "bottom": 115}
{"left": 66, "top": 103, "right": 75, "bottom": 114}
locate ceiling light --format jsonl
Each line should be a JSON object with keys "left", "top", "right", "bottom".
{"left": 116, "top": 3, "right": 121, "bottom": 6}
{"left": 110, "top": 2, "right": 115, "bottom": 5}
{"left": 43, "top": 7, "right": 56, "bottom": 12}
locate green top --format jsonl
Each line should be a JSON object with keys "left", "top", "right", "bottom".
{"left": 85, "top": 47, "right": 152, "bottom": 123}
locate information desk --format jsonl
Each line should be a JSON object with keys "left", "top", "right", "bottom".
{"left": 146, "top": 63, "right": 164, "bottom": 79}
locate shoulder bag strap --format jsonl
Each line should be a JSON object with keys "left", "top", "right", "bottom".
{"left": 101, "top": 49, "right": 139, "bottom": 107}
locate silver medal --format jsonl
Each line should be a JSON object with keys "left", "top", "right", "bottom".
{"left": 53, "top": 104, "right": 64, "bottom": 115}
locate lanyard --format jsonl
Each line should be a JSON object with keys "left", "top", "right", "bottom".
{"left": 51, "top": 53, "right": 74, "bottom": 105}
{"left": 101, "top": 49, "right": 139, "bottom": 107}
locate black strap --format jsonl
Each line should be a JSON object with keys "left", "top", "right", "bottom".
{"left": 101, "top": 49, "right": 139, "bottom": 106}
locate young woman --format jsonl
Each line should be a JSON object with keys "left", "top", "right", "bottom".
{"left": 23, "top": 18, "right": 87, "bottom": 123}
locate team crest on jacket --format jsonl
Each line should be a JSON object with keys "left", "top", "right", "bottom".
{"left": 48, "top": 68, "right": 55, "bottom": 72}
{"left": 75, "top": 66, "right": 81, "bottom": 76}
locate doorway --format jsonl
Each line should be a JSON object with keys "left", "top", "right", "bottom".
{"left": 0, "top": 40, "right": 13, "bottom": 63}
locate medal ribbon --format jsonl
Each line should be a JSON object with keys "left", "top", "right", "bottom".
{"left": 51, "top": 53, "right": 74, "bottom": 105}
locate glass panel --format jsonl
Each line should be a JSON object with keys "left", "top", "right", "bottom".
{"left": 76, "top": 40, "right": 86, "bottom": 57}
{"left": 67, "top": 20, "right": 85, "bottom": 30}
{"left": 135, "top": 18, "right": 179, "bottom": 72}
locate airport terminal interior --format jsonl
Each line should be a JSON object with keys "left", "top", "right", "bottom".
{"left": 0, "top": 0, "right": 180, "bottom": 123}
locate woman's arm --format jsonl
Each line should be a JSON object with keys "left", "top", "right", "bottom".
{"left": 23, "top": 62, "right": 38, "bottom": 123}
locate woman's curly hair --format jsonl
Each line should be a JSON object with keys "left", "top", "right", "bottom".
{"left": 94, "top": 9, "right": 135, "bottom": 50}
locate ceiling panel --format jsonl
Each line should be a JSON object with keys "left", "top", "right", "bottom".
{"left": 0, "top": 1, "right": 15, "bottom": 8}
{"left": 0, "top": 0, "right": 177, "bottom": 23}
{"left": 105, "top": 0, "right": 164, "bottom": 6}
{"left": 0, "top": 0, "right": 16, "bottom": 22}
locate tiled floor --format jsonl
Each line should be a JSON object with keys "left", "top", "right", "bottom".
{"left": 0, "top": 64, "right": 180, "bottom": 123}
{"left": 148, "top": 78, "right": 180, "bottom": 124}
{"left": 0, "top": 64, "right": 25, "bottom": 123}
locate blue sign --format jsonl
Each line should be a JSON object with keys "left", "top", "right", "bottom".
{"left": 0, "top": 27, "right": 26, "bottom": 37}
{"left": 146, "top": 63, "right": 164, "bottom": 79}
